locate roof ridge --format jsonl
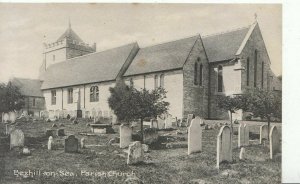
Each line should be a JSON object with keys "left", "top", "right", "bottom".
{"left": 47, "top": 42, "right": 137, "bottom": 69}
{"left": 202, "top": 24, "right": 252, "bottom": 38}
{"left": 140, "top": 34, "right": 200, "bottom": 49}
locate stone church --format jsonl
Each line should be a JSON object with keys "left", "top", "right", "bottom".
{"left": 36, "top": 20, "right": 281, "bottom": 120}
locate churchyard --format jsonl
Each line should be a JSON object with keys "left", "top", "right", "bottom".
{"left": 0, "top": 116, "right": 281, "bottom": 184}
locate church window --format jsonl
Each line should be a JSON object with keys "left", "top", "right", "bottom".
{"left": 254, "top": 50, "right": 258, "bottom": 87}
{"left": 90, "top": 86, "right": 99, "bottom": 102}
{"left": 199, "top": 64, "right": 203, "bottom": 86}
{"left": 160, "top": 74, "right": 164, "bottom": 88}
{"left": 154, "top": 75, "right": 158, "bottom": 89}
{"left": 194, "top": 62, "right": 198, "bottom": 85}
{"left": 51, "top": 90, "right": 56, "bottom": 105}
{"left": 67, "top": 88, "right": 73, "bottom": 104}
{"left": 217, "top": 65, "right": 223, "bottom": 92}
{"left": 261, "top": 61, "right": 264, "bottom": 88}
{"left": 246, "top": 58, "right": 250, "bottom": 86}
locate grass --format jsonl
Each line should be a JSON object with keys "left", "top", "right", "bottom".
{"left": 0, "top": 119, "right": 281, "bottom": 184}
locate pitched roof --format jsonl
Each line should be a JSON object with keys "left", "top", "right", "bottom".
{"left": 10, "top": 78, "right": 43, "bottom": 97}
{"left": 41, "top": 43, "right": 138, "bottom": 89}
{"left": 202, "top": 25, "right": 251, "bottom": 62}
{"left": 124, "top": 35, "right": 199, "bottom": 76}
{"left": 57, "top": 27, "right": 84, "bottom": 43}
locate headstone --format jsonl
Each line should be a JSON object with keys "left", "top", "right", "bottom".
{"left": 260, "top": 125, "right": 268, "bottom": 144}
{"left": 188, "top": 116, "right": 202, "bottom": 155}
{"left": 150, "top": 119, "right": 158, "bottom": 129}
{"left": 143, "top": 128, "right": 158, "bottom": 145}
{"left": 64, "top": 135, "right": 78, "bottom": 153}
{"left": 57, "top": 129, "right": 65, "bottom": 136}
{"left": 216, "top": 126, "right": 232, "bottom": 169}
{"left": 157, "top": 117, "right": 165, "bottom": 129}
{"left": 9, "top": 111, "right": 16, "bottom": 123}
{"left": 48, "top": 136, "right": 53, "bottom": 150}
{"left": 244, "top": 124, "right": 249, "bottom": 146}
{"left": 80, "top": 138, "right": 85, "bottom": 149}
{"left": 5, "top": 124, "right": 11, "bottom": 135}
{"left": 164, "top": 117, "right": 172, "bottom": 129}
{"left": 3, "top": 113, "right": 9, "bottom": 123}
{"left": 186, "top": 114, "right": 194, "bottom": 127}
{"left": 22, "top": 147, "right": 31, "bottom": 156}
{"left": 10, "top": 129, "right": 25, "bottom": 149}
{"left": 239, "top": 147, "right": 245, "bottom": 160}
{"left": 142, "top": 144, "right": 149, "bottom": 153}
{"left": 52, "top": 123, "right": 58, "bottom": 128}
{"left": 127, "top": 141, "right": 144, "bottom": 165}
{"left": 238, "top": 123, "right": 245, "bottom": 148}
{"left": 46, "top": 129, "right": 56, "bottom": 137}
{"left": 120, "top": 124, "right": 132, "bottom": 148}
{"left": 269, "top": 126, "right": 280, "bottom": 159}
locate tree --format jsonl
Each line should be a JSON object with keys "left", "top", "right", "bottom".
{"left": 216, "top": 95, "right": 243, "bottom": 132}
{"left": 0, "top": 81, "right": 24, "bottom": 113}
{"left": 240, "top": 88, "right": 282, "bottom": 139}
{"left": 108, "top": 80, "right": 169, "bottom": 142}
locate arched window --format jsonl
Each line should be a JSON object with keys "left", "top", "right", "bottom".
{"left": 254, "top": 50, "right": 258, "bottom": 87}
{"left": 199, "top": 64, "right": 203, "bottom": 86}
{"left": 217, "top": 65, "right": 223, "bottom": 92}
{"left": 246, "top": 57, "right": 250, "bottom": 86}
{"left": 160, "top": 74, "right": 164, "bottom": 88}
{"left": 67, "top": 88, "right": 73, "bottom": 104}
{"left": 154, "top": 75, "right": 158, "bottom": 89}
{"left": 90, "top": 86, "right": 99, "bottom": 102}
{"left": 194, "top": 62, "right": 198, "bottom": 85}
{"left": 261, "top": 61, "right": 264, "bottom": 88}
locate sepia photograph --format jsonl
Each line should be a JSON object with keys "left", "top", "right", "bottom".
{"left": 0, "top": 3, "right": 285, "bottom": 184}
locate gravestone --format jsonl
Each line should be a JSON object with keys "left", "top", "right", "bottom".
{"left": 216, "top": 126, "right": 232, "bottom": 169}
{"left": 48, "top": 136, "right": 53, "bottom": 150}
{"left": 64, "top": 135, "right": 78, "bottom": 153}
{"left": 9, "top": 111, "right": 16, "bottom": 123}
{"left": 164, "top": 116, "right": 173, "bottom": 129}
{"left": 188, "top": 116, "right": 202, "bottom": 155}
{"left": 80, "top": 138, "right": 85, "bottom": 149}
{"left": 127, "top": 141, "right": 144, "bottom": 165}
{"left": 5, "top": 124, "right": 11, "bottom": 135}
{"left": 3, "top": 113, "right": 9, "bottom": 123}
{"left": 10, "top": 129, "right": 25, "bottom": 149}
{"left": 238, "top": 124, "right": 245, "bottom": 148}
{"left": 244, "top": 124, "right": 249, "bottom": 146}
{"left": 120, "top": 124, "right": 132, "bottom": 148}
{"left": 239, "top": 147, "right": 245, "bottom": 160}
{"left": 57, "top": 129, "right": 65, "bottom": 136}
{"left": 269, "top": 126, "right": 280, "bottom": 159}
{"left": 144, "top": 128, "right": 158, "bottom": 145}
{"left": 260, "top": 125, "right": 269, "bottom": 144}
{"left": 157, "top": 118, "right": 165, "bottom": 129}
{"left": 46, "top": 129, "right": 56, "bottom": 137}
{"left": 186, "top": 114, "right": 194, "bottom": 127}
{"left": 150, "top": 119, "right": 158, "bottom": 129}
{"left": 0, "top": 135, "right": 10, "bottom": 155}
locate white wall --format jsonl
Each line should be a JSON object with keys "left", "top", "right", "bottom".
{"left": 45, "top": 48, "right": 66, "bottom": 69}
{"left": 125, "top": 70, "right": 184, "bottom": 119}
{"left": 43, "top": 81, "right": 115, "bottom": 114}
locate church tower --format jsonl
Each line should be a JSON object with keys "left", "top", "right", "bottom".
{"left": 39, "top": 20, "right": 96, "bottom": 80}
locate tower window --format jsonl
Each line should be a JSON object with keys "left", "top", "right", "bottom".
{"left": 194, "top": 62, "right": 198, "bottom": 85}
{"left": 154, "top": 75, "right": 158, "bottom": 89}
{"left": 90, "top": 86, "right": 99, "bottom": 102}
{"left": 261, "top": 61, "right": 264, "bottom": 88}
{"left": 254, "top": 50, "right": 258, "bottom": 87}
{"left": 160, "top": 74, "right": 164, "bottom": 88}
{"left": 217, "top": 65, "right": 223, "bottom": 92}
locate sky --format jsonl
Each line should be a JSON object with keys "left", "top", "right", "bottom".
{"left": 0, "top": 3, "right": 282, "bottom": 82}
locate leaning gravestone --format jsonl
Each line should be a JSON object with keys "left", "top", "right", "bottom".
{"left": 216, "top": 126, "right": 232, "bottom": 169}
{"left": 3, "top": 113, "right": 9, "bottom": 123}
{"left": 260, "top": 125, "right": 269, "bottom": 144}
{"left": 64, "top": 135, "right": 78, "bottom": 153}
{"left": 244, "top": 124, "right": 249, "bottom": 146}
{"left": 127, "top": 141, "right": 144, "bottom": 165}
{"left": 9, "top": 111, "right": 16, "bottom": 123}
{"left": 238, "top": 124, "right": 245, "bottom": 148}
{"left": 10, "top": 129, "right": 25, "bottom": 149}
{"left": 120, "top": 124, "right": 132, "bottom": 148}
{"left": 188, "top": 116, "right": 202, "bottom": 155}
{"left": 269, "top": 126, "right": 280, "bottom": 159}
